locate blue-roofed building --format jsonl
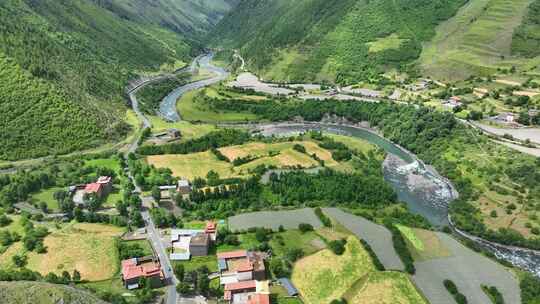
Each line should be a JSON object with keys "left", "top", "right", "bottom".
{"left": 278, "top": 278, "right": 298, "bottom": 296}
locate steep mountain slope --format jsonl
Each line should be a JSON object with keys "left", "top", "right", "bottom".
{"left": 419, "top": 0, "right": 540, "bottom": 80}
{"left": 209, "top": 0, "right": 467, "bottom": 84}
{"left": 98, "top": 0, "right": 239, "bottom": 39}
{"left": 0, "top": 0, "right": 211, "bottom": 161}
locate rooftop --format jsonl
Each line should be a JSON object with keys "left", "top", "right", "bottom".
{"left": 190, "top": 233, "right": 210, "bottom": 246}
{"left": 225, "top": 280, "right": 257, "bottom": 291}
{"left": 121, "top": 258, "right": 162, "bottom": 281}
{"left": 84, "top": 183, "right": 103, "bottom": 193}
{"left": 247, "top": 294, "right": 270, "bottom": 304}
{"left": 217, "top": 250, "right": 248, "bottom": 260}
{"left": 178, "top": 180, "right": 190, "bottom": 187}
{"left": 97, "top": 176, "right": 111, "bottom": 184}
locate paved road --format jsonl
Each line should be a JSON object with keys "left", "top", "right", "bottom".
{"left": 142, "top": 210, "right": 178, "bottom": 304}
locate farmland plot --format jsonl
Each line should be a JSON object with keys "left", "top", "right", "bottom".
{"left": 228, "top": 208, "right": 323, "bottom": 231}
{"left": 323, "top": 208, "right": 404, "bottom": 271}
{"left": 413, "top": 232, "right": 520, "bottom": 304}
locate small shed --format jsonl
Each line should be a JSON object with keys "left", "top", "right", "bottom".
{"left": 278, "top": 278, "right": 299, "bottom": 296}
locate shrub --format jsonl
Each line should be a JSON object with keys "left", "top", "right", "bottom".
{"left": 360, "top": 239, "right": 385, "bottom": 271}
{"left": 328, "top": 239, "right": 347, "bottom": 255}
{"left": 387, "top": 224, "right": 415, "bottom": 274}
{"left": 298, "top": 223, "right": 314, "bottom": 233}
{"left": 314, "top": 207, "right": 332, "bottom": 227}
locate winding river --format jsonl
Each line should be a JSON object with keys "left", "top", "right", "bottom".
{"left": 158, "top": 56, "right": 540, "bottom": 276}
{"left": 159, "top": 53, "right": 229, "bottom": 122}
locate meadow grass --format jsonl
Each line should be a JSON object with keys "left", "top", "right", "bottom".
{"left": 147, "top": 151, "right": 236, "bottom": 180}
{"left": 291, "top": 237, "right": 375, "bottom": 304}
{"left": 30, "top": 187, "right": 64, "bottom": 212}
{"left": 344, "top": 271, "right": 427, "bottom": 304}
{"left": 84, "top": 158, "right": 121, "bottom": 172}
{"left": 0, "top": 223, "right": 125, "bottom": 281}
{"left": 177, "top": 89, "right": 259, "bottom": 122}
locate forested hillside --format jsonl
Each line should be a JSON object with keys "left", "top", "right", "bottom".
{"left": 96, "top": 0, "right": 239, "bottom": 39}
{"left": 209, "top": 0, "right": 467, "bottom": 84}
{"left": 0, "top": 0, "right": 207, "bottom": 161}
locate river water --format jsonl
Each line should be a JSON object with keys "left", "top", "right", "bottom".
{"left": 256, "top": 122, "right": 540, "bottom": 276}
{"left": 159, "top": 53, "right": 229, "bottom": 122}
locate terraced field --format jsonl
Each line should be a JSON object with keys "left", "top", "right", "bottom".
{"left": 420, "top": 0, "right": 536, "bottom": 80}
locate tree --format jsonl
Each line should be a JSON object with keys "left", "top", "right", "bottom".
{"left": 328, "top": 239, "right": 347, "bottom": 255}
{"left": 207, "top": 170, "right": 220, "bottom": 186}
{"left": 151, "top": 186, "right": 161, "bottom": 202}
{"left": 174, "top": 264, "right": 185, "bottom": 281}
{"left": 61, "top": 271, "right": 71, "bottom": 283}
{"left": 298, "top": 223, "right": 314, "bottom": 233}
{"left": 176, "top": 282, "right": 192, "bottom": 295}
{"left": 72, "top": 269, "right": 81, "bottom": 282}
{"left": 0, "top": 214, "right": 12, "bottom": 227}
{"left": 12, "top": 254, "right": 27, "bottom": 268}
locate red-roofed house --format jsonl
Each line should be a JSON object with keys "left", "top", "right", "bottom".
{"left": 247, "top": 293, "right": 270, "bottom": 304}
{"left": 218, "top": 250, "right": 266, "bottom": 285}
{"left": 84, "top": 176, "right": 113, "bottom": 199}
{"left": 224, "top": 280, "right": 257, "bottom": 301}
{"left": 121, "top": 257, "right": 164, "bottom": 289}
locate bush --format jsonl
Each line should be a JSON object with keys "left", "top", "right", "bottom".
{"left": 387, "top": 224, "right": 415, "bottom": 274}
{"left": 360, "top": 239, "right": 385, "bottom": 271}
{"left": 298, "top": 223, "right": 314, "bottom": 233}
{"left": 328, "top": 239, "right": 347, "bottom": 255}
{"left": 444, "top": 279, "right": 468, "bottom": 304}
{"left": 314, "top": 207, "right": 332, "bottom": 227}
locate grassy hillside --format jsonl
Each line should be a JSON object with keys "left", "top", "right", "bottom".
{"left": 0, "top": 281, "right": 107, "bottom": 304}
{"left": 512, "top": 0, "right": 540, "bottom": 58}
{"left": 210, "top": 0, "right": 467, "bottom": 84}
{"left": 0, "top": 0, "right": 193, "bottom": 161}
{"left": 419, "top": 0, "right": 540, "bottom": 80}
{"left": 102, "top": 0, "right": 239, "bottom": 39}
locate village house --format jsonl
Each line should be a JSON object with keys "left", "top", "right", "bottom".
{"left": 72, "top": 176, "right": 113, "bottom": 206}
{"left": 177, "top": 179, "right": 192, "bottom": 195}
{"left": 218, "top": 250, "right": 266, "bottom": 285}
{"left": 121, "top": 256, "right": 164, "bottom": 289}
{"left": 170, "top": 223, "right": 216, "bottom": 260}
{"left": 495, "top": 112, "right": 516, "bottom": 124}
{"left": 167, "top": 128, "right": 181, "bottom": 139}
{"left": 224, "top": 280, "right": 270, "bottom": 304}
{"left": 442, "top": 96, "right": 463, "bottom": 109}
